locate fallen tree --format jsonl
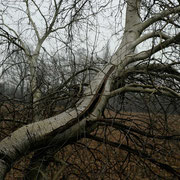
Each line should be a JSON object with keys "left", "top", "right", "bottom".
{"left": 0, "top": 0, "right": 180, "bottom": 179}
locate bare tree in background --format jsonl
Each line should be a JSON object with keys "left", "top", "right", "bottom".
{"left": 0, "top": 0, "right": 97, "bottom": 121}
{"left": 0, "top": 0, "right": 180, "bottom": 179}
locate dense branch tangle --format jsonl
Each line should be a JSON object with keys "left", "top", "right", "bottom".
{"left": 0, "top": 0, "right": 180, "bottom": 179}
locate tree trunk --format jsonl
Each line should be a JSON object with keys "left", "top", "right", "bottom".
{"left": 0, "top": 0, "right": 142, "bottom": 179}
{"left": 28, "top": 51, "right": 42, "bottom": 122}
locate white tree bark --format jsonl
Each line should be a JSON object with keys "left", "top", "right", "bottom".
{"left": 0, "top": 0, "right": 141, "bottom": 178}
{"left": 1, "top": 0, "right": 180, "bottom": 179}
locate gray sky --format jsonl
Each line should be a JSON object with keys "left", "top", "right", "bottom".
{"left": 0, "top": 0, "right": 126, "bottom": 57}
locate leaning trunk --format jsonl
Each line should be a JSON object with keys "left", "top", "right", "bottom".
{"left": 24, "top": 0, "right": 142, "bottom": 179}
{"left": 0, "top": 0, "right": 141, "bottom": 179}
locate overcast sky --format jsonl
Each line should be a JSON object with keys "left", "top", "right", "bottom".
{"left": 0, "top": 1, "right": 126, "bottom": 57}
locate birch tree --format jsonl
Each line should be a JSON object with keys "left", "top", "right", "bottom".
{"left": 0, "top": 0, "right": 95, "bottom": 121}
{"left": 0, "top": 0, "right": 180, "bottom": 179}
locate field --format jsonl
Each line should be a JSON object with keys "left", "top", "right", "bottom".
{"left": 1, "top": 104, "right": 180, "bottom": 179}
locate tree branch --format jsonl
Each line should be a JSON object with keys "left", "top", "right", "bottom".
{"left": 107, "top": 84, "right": 180, "bottom": 98}
{"left": 138, "top": 5, "right": 180, "bottom": 33}
{"left": 25, "top": 0, "right": 40, "bottom": 41}
{"left": 91, "top": 119, "right": 180, "bottom": 141}
{"left": 31, "top": 0, "right": 48, "bottom": 29}
{"left": 86, "top": 134, "right": 180, "bottom": 178}
{"left": 131, "top": 31, "right": 171, "bottom": 49}
{"left": 0, "top": 27, "right": 27, "bottom": 53}
{"left": 120, "top": 63, "right": 180, "bottom": 83}
{"left": 131, "top": 32, "right": 180, "bottom": 61}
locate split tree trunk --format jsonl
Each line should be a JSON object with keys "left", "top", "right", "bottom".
{"left": 0, "top": 0, "right": 141, "bottom": 179}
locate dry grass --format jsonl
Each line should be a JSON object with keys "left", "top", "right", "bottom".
{"left": 1, "top": 106, "right": 180, "bottom": 180}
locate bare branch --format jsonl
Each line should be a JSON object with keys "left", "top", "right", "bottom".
{"left": 91, "top": 119, "right": 180, "bottom": 140}
{"left": 131, "top": 31, "right": 171, "bottom": 49}
{"left": 86, "top": 134, "right": 180, "bottom": 178}
{"left": 132, "top": 32, "right": 180, "bottom": 61}
{"left": 31, "top": 0, "right": 48, "bottom": 29}
{"left": 25, "top": 0, "right": 40, "bottom": 41}
{"left": 41, "top": 0, "right": 63, "bottom": 42}
{"left": 138, "top": 5, "right": 180, "bottom": 33}
{"left": 107, "top": 83, "right": 180, "bottom": 98}
{"left": 0, "top": 26, "right": 27, "bottom": 53}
